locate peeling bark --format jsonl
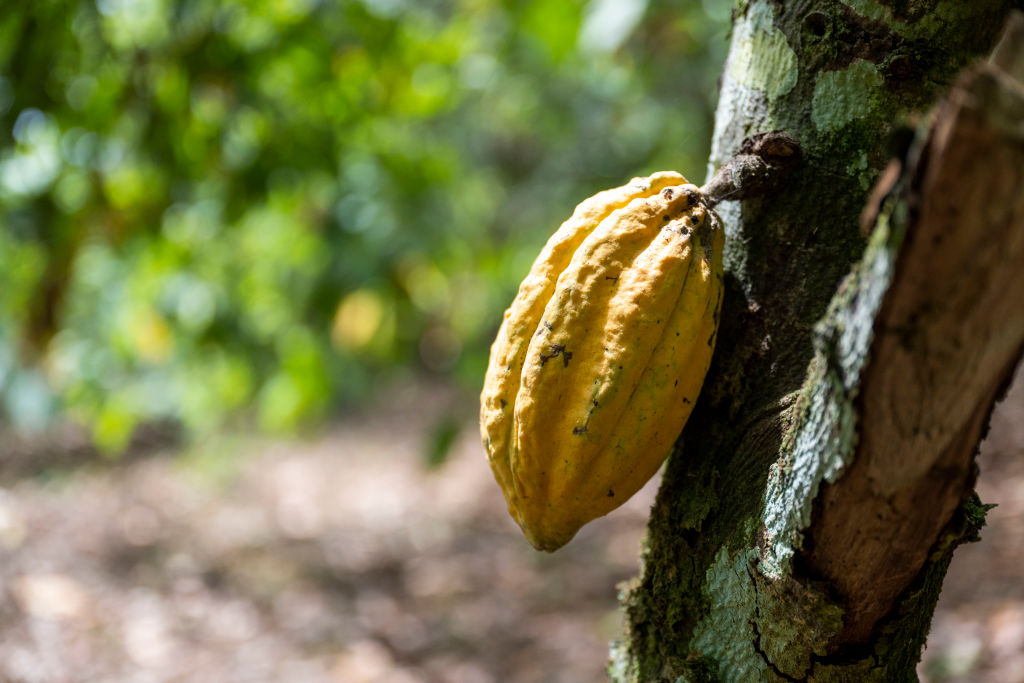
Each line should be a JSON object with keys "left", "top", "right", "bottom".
{"left": 612, "top": 4, "right": 1024, "bottom": 681}
{"left": 803, "top": 41, "right": 1024, "bottom": 644}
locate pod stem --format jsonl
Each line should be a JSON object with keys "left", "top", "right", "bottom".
{"left": 700, "top": 131, "right": 801, "bottom": 207}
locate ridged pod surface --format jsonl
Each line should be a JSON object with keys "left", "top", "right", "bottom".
{"left": 480, "top": 172, "right": 724, "bottom": 551}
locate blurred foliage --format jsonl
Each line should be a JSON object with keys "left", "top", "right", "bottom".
{"left": 0, "top": 0, "right": 730, "bottom": 451}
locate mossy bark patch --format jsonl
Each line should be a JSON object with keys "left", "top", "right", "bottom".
{"left": 811, "top": 59, "right": 885, "bottom": 132}
{"left": 727, "top": 2, "right": 799, "bottom": 103}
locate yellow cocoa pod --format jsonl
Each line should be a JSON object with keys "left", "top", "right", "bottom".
{"left": 480, "top": 172, "right": 724, "bottom": 551}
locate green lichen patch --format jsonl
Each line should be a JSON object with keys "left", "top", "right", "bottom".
{"left": 726, "top": 2, "right": 798, "bottom": 102}
{"left": 753, "top": 571, "right": 845, "bottom": 677}
{"left": 812, "top": 59, "right": 885, "bottom": 133}
{"left": 847, "top": 151, "right": 872, "bottom": 191}
{"left": 690, "top": 547, "right": 769, "bottom": 681}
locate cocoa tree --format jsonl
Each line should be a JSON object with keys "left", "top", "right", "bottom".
{"left": 611, "top": 3, "right": 1024, "bottom": 681}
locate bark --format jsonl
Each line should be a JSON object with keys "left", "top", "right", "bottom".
{"left": 611, "top": 3, "right": 1024, "bottom": 681}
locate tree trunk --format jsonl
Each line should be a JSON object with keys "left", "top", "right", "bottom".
{"left": 611, "top": 3, "right": 1024, "bottom": 681}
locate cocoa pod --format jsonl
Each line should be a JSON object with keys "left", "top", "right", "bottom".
{"left": 480, "top": 172, "right": 724, "bottom": 551}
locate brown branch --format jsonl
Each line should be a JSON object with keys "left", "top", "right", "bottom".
{"left": 700, "top": 131, "right": 801, "bottom": 206}
{"left": 803, "top": 12, "right": 1024, "bottom": 645}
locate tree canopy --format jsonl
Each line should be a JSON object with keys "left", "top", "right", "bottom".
{"left": 0, "top": 0, "right": 729, "bottom": 450}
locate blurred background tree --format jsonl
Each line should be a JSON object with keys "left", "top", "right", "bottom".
{"left": 0, "top": 0, "right": 730, "bottom": 452}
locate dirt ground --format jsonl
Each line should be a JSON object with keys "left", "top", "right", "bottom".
{"left": 0, "top": 372, "right": 1021, "bottom": 682}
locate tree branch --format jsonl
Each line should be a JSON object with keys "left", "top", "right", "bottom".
{"left": 700, "top": 131, "right": 802, "bottom": 207}
{"left": 801, "top": 12, "right": 1024, "bottom": 644}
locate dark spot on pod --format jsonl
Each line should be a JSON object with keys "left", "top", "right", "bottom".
{"left": 539, "top": 343, "right": 572, "bottom": 367}
{"left": 662, "top": 214, "right": 670, "bottom": 221}
{"left": 500, "top": 398, "right": 507, "bottom": 408}
{"left": 544, "top": 321, "right": 553, "bottom": 331}
{"left": 683, "top": 188, "right": 700, "bottom": 207}
{"left": 683, "top": 397, "right": 691, "bottom": 404}
{"left": 592, "top": 399, "right": 599, "bottom": 407}
{"left": 607, "top": 489, "right": 615, "bottom": 497}
{"left": 674, "top": 380, "right": 678, "bottom": 387}
{"left": 605, "top": 275, "right": 619, "bottom": 282}
{"left": 573, "top": 425, "right": 587, "bottom": 435}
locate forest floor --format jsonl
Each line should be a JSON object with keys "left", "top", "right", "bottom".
{"left": 0, "top": 372, "right": 1021, "bottom": 683}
